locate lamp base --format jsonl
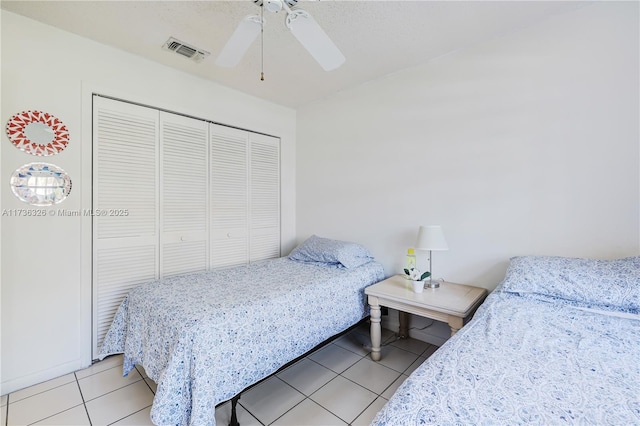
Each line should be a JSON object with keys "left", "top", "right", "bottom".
{"left": 426, "top": 280, "right": 440, "bottom": 289}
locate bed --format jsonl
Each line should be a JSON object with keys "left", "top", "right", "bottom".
{"left": 372, "top": 255, "right": 640, "bottom": 425}
{"left": 99, "top": 235, "right": 384, "bottom": 426}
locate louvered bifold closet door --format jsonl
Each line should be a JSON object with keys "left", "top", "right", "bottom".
{"left": 160, "top": 112, "right": 209, "bottom": 278}
{"left": 92, "top": 97, "right": 159, "bottom": 358}
{"left": 210, "top": 123, "right": 249, "bottom": 268}
{"left": 249, "top": 133, "right": 281, "bottom": 261}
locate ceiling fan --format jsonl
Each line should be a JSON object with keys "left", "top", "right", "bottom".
{"left": 215, "top": 0, "right": 345, "bottom": 72}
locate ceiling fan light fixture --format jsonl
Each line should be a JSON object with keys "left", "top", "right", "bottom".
{"left": 253, "top": 0, "right": 297, "bottom": 10}
{"left": 264, "top": 0, "right": 283, "bottom": 13}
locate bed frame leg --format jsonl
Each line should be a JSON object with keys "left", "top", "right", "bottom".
{"left": 229, "top": 395, "right": 240, "bottom": 426}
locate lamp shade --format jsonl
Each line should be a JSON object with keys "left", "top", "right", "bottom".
{"left": 416, "top": 225, "right": 448, "bottom": 251}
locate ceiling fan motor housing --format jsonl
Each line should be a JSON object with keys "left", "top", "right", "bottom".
{"left": 253, "top": 0, "right": 298, "bottom": 12}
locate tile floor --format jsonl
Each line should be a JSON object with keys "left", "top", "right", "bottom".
{"left": 2, "top": 324, "right": 438, "bottom": 426}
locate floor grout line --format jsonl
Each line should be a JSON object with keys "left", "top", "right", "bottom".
{"left": 135, "top": 366, "right": 157, "bottom": 396}
{"left": 6, "top": 378, "right": 78, "bottom": 405}
{"left": 25, "top": 403, "right": 87, "bottom": 426}
{"left": 266, "top": 396, "right": 307, "bottom": 426}
{"left": 90, "top": 378, "right": 145, "bottom": 401}
{"left": 236, "top": 399, "right": 266, "bottom": 426}
{"left": 4, "top": 333, "right": 435, "bottom": 426}
{"left": 106, "top": 405, "right": 152, "bottom": 426}
{"left": 4, "top": 395, "right": 8, "bottom": 426}
{"left": 74, "top": 372, "right": 93, "bottom": 426}
{"left": 76, "top": 362, "right": 125, "bottom": 382}
{"left": 348, "top": 397, "right": 379, "bottom": 426}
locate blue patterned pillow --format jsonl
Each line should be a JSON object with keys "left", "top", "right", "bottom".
{"left": 288, "top": 235, "right": 374, "bottom": 269}
{"left": 499, "top": 255, "right": 640, "bottom": 314}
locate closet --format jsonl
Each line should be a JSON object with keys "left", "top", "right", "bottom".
{"left": 92, "top": 96, "right": 280, "bottom": 357}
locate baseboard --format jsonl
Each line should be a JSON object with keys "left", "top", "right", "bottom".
{"left": 1, "top": 359, "right": 84, "bottom": 396}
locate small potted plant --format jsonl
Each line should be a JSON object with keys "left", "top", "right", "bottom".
{"left": 404, "top": 267, "right": 431, "bottom": 293}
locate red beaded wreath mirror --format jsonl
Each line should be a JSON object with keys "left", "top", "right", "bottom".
{"left": 6, "top": 110, "right": 69, "bottom": 156}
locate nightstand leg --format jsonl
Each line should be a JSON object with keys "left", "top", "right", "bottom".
{"left": 370, "top": 303, "right": 382, "bottom": 361}
{"left": 398, "top": 311, "right": 409, "bottom": 339}
{"left": 448, "top": 317, "right": 463, "bottom": 336}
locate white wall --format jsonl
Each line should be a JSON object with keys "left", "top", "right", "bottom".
{"left": 1, "top": 11, "right": 296, "bottom": 394}
{"left": 297, "top": 3, "right": 639, "bottom": 289}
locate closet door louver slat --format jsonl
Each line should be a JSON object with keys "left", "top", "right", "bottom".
{"left": 92, "top": 97, "right": 159, "bottom": 358}
{"left": 95, "top": 245, "right": 157, "bottom": 352}
{"left": 250, "top": 133, "right": 280, "bottom": 262}
{"left": 160, "top": 112, "right": 209, "bottom": 278}
{"left": 95, "top": 109, "right": 157, "bottom": 238}
{"left": 210, "top": 123, "right": 249, "bottom": 268}
{"left": 163, "top": 241, "right": 208, "bottom": 278}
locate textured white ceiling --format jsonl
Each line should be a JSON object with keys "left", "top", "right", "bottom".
{"left": 1, "top": 1, "right": 586, "bottom": 108}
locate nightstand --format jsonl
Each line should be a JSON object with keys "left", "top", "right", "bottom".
{"left": 364, "top": 275, "right": 487, "bottom": 361}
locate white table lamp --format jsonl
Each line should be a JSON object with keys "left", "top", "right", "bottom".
{"left": 416, "top": 225, "right": 448, "bottom": 288}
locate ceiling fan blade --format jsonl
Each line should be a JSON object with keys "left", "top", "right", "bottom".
{"left": 215, "top": 15, "right": 263, "bottom": 67}
{"left": 286, "top": 9, "right": 345, "bottom": 71}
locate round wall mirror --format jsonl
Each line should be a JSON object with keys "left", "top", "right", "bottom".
{"left": 6, "top": 110, "right": 69, "bottom": 156}
{"left": 24, "top": 122, "right": 56, "bottom": 146}
{"left": 10, "top": 162, "right": 72, "bottom": 206}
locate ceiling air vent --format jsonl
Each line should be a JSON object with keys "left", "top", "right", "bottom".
{"left": 163, "top": 37, "right": 210, "bottom": 63}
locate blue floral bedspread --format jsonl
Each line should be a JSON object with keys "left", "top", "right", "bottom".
{"left": 99, "top": 257, "right": 384, "bottom": 426}
{"left": 372, "top": 290, "right": 640, "bottom": 425}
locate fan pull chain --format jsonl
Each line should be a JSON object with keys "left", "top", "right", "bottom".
{"left": 260, "top": 4, "right": 265, "bottom": 81}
